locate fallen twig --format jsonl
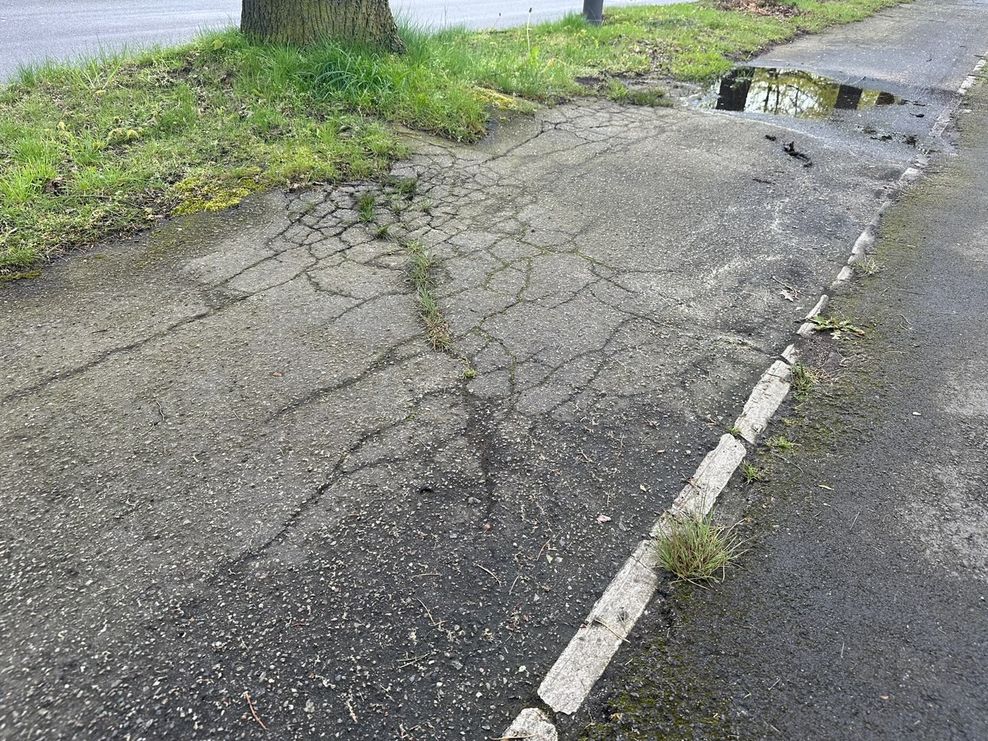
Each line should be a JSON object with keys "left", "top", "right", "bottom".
{"left": 591, "top": 617, "right": 630, "bottom": 644}
{"left": 396, "top": 651, "right": 437, "bottom": 670}
{"left": 244, "top": 691, "right": 267, "bottom": 731}
{"left": 770, "top": 275, "right": 799, "bottom": 296}
{"left": 475, "top": 563, "right": 503, "bottom": 586}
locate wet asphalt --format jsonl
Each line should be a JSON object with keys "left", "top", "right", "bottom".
{"left": 581, "top": 78, "right": 988, "bottom": 740}
{"left": 2, "top": 1, "right": 988, "bottom": 740}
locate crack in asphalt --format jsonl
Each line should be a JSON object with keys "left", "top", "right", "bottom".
{"left": 0, "top": 93, "right": 920, "bottom": 739}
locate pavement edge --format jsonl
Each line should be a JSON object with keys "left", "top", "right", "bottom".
{"left": 497, "top": 52, "right": 988, "bottom": 740}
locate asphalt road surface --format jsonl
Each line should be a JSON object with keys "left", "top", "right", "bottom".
{"left": 585, "top": 78, "right": 988, "bottom": 741}
{"left": 3, "top": 0, "right": 987, "bottom": 739}
{"left": 0, "top": 0, "right": 675, "bottom": 79}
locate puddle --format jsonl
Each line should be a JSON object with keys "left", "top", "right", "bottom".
{"left": 700, "top": 67, "right": 915, "bottom": 120}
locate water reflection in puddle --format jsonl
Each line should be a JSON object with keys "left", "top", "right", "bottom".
{"left": 700, "top": 67, "right": 916, "bottom": 119}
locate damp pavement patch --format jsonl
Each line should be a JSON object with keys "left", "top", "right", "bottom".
{"left": 579, "top": 77, "right": 988, "bottom": 741}
{"left": 3, "top": 1, "right": 988, "bottom": 738}
{"left": 696, "top": 0, "right": 988, "bottom": 158}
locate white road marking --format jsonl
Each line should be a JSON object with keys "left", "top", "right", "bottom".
{"left": 797, "top": 293, "right": 829, "bottom": 337}
{"left": 657, "top": 434, "right": 749, "bottom": 529}
{"left": 537, "top": 539, "right": 660, "bottom": 714}
{"left": 831, "top": 264, "right": 855, "bottom": 288}
{"left": 500, "top": 707, "right": 558, "bottom": 740}
{"left": 734, "top": 360, "right": 793, "bottom": 444}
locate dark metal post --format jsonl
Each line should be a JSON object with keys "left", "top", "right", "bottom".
{"left": 583, "top": 0, "right": 604, "bottom": 25}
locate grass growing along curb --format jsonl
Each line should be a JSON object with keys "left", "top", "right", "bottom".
{"left": 0, "top": 0, "right": 903, "bottom": 276}
{"left": 656, "top": 513, "right": 745, "bottom": 583}
{"left": 809, "top": 314, "right": 867, "bottom": 336}
{"left": 791, "top": 362, "right": 818, "bottom": 400}
{"left": 766, "top": 434, "right": 796, "bottom": 452}
{"left": 741, "top": 459, "right": 766, "bottom": 483}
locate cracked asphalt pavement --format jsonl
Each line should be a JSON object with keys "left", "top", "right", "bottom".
{"left": 2, "top": 1, "right": 987, "bottom": 738}
{"left": 582, "top": 69, "right": 988, "bottom": 741}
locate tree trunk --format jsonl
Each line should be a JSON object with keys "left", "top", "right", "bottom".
{"left": 242, "top": 0, "right": 404, "bottom": 52}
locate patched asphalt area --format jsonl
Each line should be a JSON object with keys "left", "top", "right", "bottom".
{"left": 3, "top": 2, "right": 988, "bottom": 739}
{"left": 578, "top": 68, "right": 988, "bottom": 741}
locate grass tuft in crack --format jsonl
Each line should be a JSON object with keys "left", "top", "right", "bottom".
{"left": 656, "top": 513, "right": 745, "bottom": 583}
{"left": 741, "top": 459, "right": 765, "bottom": 483}
{"left": 810, "top": 314, "right": 866, "bottom": 336}
{"left": 406, "top": 240, "right": 453, "bottom": 352}
{"left": 357, "top": 192, "right": 377, "bottom": 223}
{"left": 853, "top": 257, "right": 882, "bottom": 276}
{"left": 791, "top": 362, "right": 817, "bottom": 401}
{"left": 766, "top": 434, "right": 796, "bottom": 452}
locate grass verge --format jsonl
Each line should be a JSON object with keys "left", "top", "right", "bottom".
{"left": 1, "top": 0, "right": 901, "bottom": 275}
{"left": 656, "top": 513, "right": 745, "bottom": 583}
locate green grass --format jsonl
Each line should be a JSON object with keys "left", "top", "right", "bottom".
{"left": 406, "top": 240, "right": 453, "bottom": 351}
{"left": 605, "top": 79, "right": 672, "bottom": 107}
{"left": 740, "top": 459, "right": 765, "bottom": 483}
{"left": 766, "top": 434, "right": 796, "bottom": 452}
{"left": 357, "top": 192, "right": 377, "bottom": 222}
{"left": 656, "top": 513, "right": 745, "bottom": 583}
{"left": 809, "top": 314, "right": 866, "bottom": 336}
{"left": 791, "top": 362, "right": 817, "bottom": 400}
{"left": 0, "top": 0, "right": 901, "bottom": 275}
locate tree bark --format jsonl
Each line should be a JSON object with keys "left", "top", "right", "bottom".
{"left": 242, "top": 0, "right": 404, "bottom": 52}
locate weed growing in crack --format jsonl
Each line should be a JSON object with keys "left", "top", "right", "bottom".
{"left": 608, "top": 80, "right": 671, "bottom": 107}
{"left": 853, "top": 257, "right": 882, "bottom": 276}
{"left": 357, "top": 193, "right": 377, "bottom": 223}
{"left": 810, "top": 314, "right": 865, "bottom": 337}
{"left": 656, "top": 513, "right": 745, "bottom": 583}
{"left": 406, "top": 240, "right": 453, "bottom": 352}
{"left": 741, "top": 460, "right": 765, "bottom": 484}
{"left": 388, "top": 176, "right": 419, "bottom": 199}
{"left": 463, "top": 366, "right": 477, "bottom": 379}
{"left": 729, "top": 424, "right": 743, "bottom": 438}
{"left": 791, "top": 363, "right": 817, "bottom": 401}
{"left": 374, "top": 224, "right": 391, "bottom": 240}
{"left": 766, "top": 435, "right": 796, "bottom": 453}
